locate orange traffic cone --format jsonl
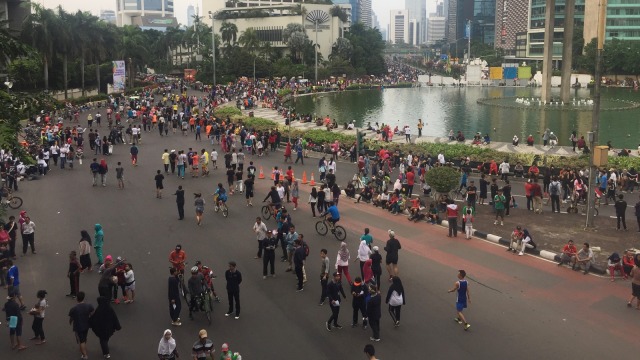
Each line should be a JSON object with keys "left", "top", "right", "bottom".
{"left": 309, "top": 172, "right": 316, "bottom": 186}
{"left": 259, "top": 166, "right": 265, "bottom": 179}
{"left": 270, "top": 168, "right": 275, "bottom": 181}
{"left": 301, "top": 171, "right": 308, "bottom": 184}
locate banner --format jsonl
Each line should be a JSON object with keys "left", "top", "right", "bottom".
{"left": 112, "top": 60, "right": 126, "bottom": 92}
{"left": 489, "top": 67, "right": 503, "bottom": 80}
{"left": 518, "top": 66, "right": 532, "bottom": 79}
{"left": 465, "top": 22, "right": 471, "bottom": 39}
{"left": 503, "top": 67, "right": 517, "bottom": 79}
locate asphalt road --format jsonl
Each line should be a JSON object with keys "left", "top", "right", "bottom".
{"left": 4, "top": 92, "right": 639, "bottom": 360}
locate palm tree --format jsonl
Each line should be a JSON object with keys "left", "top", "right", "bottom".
{"left": 55, "top": 7, "right": 74, "bottom": 99}
{"left": 0, "top": 13, "right": 31, "bottom": 68}
{"left": 88, "top": 21, "right": 117, "bottom": 94}
{"left": 21, "top": 4, "right": 57, "bottom": 91}
{"left": 71, "top": 10, "right": 96, "bottom": 96}
{"left": 220, "top": 22, "right": 238, "bottom": 47}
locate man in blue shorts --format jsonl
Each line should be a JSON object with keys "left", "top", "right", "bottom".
{"left": 448, "top": 269, "right": 471, "bottom": 330}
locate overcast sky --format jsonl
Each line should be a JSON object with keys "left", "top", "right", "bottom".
{"left": 35, "top": 0, "right": 437, "bottom": 29}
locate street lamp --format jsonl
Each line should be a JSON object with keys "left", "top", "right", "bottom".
{"left": 208, "top": 11, "right": 216, "bottom": 86}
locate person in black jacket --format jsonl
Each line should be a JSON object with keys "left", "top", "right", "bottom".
{"left": 366, "top": 285, "right": 382, "bottom": 341}
{"left": 168, "top": 268, "right": 182, "bottom": 326}
{"left": 293, "top": 239, "right": 306, "bottom": 291}
{"left": 385, "top": 276, "right": 406, "bottom": 327}
{"left": 615, "top": 194, "right": 628, "bottom": 231}
{"left": 225, "top": 261, "right": 242, "bottom": 319}
{"left": 326, "top": 272, "right": 346, "bottom": 331}
{"left": 174, "top": 186, "right": 185, "bottom": 220}
{"left": 263, "top": 230, "right": 278, "bottom": 278}
{"left": 89, "top": 296, "right": 122, "bottom": 359}
{"left": 384, "top": 230, "right": 402, "bottom": 281}
{"left": 351, "top": 277, "right": 368, "bottom": 329}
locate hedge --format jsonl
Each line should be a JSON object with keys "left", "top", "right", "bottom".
{"left": 213, "top": 106, "right": 242, "bottom": 119}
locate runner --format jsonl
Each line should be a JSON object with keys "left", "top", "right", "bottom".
{"left": 448, "top": 269, "right": 471, "bottom": 331}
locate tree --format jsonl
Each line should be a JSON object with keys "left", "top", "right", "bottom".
{"left": 220, "top": 22, "right": 238, "bottom": 47}
{"left": 329, "top": 5, "right": 349, "bottom": 23}
{"left": 55, "top": 7, "right": 74, "bottom": 99}
{"left": 345, "top": 23, "right": 386, "bottom": 75}
{"left": 424, "top": 166, "right": 460, "bottom": 194}
{"left": 330, "top": 37, "right": 352, "bottom": 61}
{"left": 21, "top": 4, "right": 58, "bottom": 91}
{"left": 282, "top": 23, "right": 305, "bottom": 43}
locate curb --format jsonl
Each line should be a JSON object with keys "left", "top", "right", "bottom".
{"left": 439, "top": 220, "right": 606, "bottom": 275}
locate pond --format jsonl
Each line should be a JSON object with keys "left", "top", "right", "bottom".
{"left": 290, "top": 86, "right": 640, "bottom": 149}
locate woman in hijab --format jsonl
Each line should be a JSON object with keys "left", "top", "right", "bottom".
{"left": 518, "top": 229, "right": 536, "bottom": 256}
{"left": 362, "top": 258, "right": 373, "bottom": 285}
{"left": 385, "top": 276, "right": 406, "bottom": 327}
{"left": 157, "top": 329, "right": 179, "bottom": 359}
{"left": 335, "top": 242, "right": 352, "bottom": 284}
{"left": 79, "top": 230, "right": 92, "bottom": 272}
{"left": 89, "top": 296, "right": 122, "bottom": 359}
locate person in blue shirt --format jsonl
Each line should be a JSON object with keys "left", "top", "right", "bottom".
{"left": 6, "top": 260, "right": 26, "bottom": 310}
{"left": 448, "top": 269, "right": 471, "bottom": 331}
{"left": 323, "top": 202, "right": 340, "bottom": 225}
{"left": 459, "top": 170, "right": 468, "bottom": 191}
{"left": 214, "top": 183, "right": 228, "bottom": 205}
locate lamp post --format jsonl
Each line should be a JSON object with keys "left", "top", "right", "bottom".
{"left": 208, "top": 11, "right": 216, "bottom": 86}
{"left": 314, "top": 19, "right": 319, "bottom": 84}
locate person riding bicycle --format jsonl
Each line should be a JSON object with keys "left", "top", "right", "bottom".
{"left": 321, "top": 201, "right": 340, "bottom": 229}
{"left": 169, "top": 244, "right": 187, "bottom": 274}
{"left": 188, "top": 266, "right": 207, "bottom": 319}
{"left": 262, "top": 185, "right": 282, "bottom": 215}
{"left": 195, "top": 260, "right": 220, "bottom": 302}
{"left": 214, "top": 183, "right": 228, "bottom": 208}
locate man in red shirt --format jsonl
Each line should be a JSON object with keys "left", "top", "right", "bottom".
{"left": 406, "top": 168, "right": 415, "bottom": 196}
{"left": 446, "top": 200, "right": 459, "bottom": 238}
{"left": 169, "top": 244, "right": 187, "bottom": 274}
{"left": 557, "top": 239, "right": 577, "bottom": 267}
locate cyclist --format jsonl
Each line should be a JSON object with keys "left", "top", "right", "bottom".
{"left": 169, "top": 244, "right": 187, "bottom": 274}
{"left": 195, "top": 260, "right": 220, "bottom": 302}
{"left": 187, "top": 266, "right": 206, "bottom": 320}
{"left": 322, "top": 201, "right": 340, "bottom": 229}
{"left": 262, "top": 185, "right": 282, "bottom": 216}
{"left": 213, "top": 183, "right": 228, "bottom": 210}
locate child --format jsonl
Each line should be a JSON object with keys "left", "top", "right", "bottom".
{"left": 427, "top": 203, "right": 438, "bottom": 224}
{"left": 463, "top": 209, "right": 474, "bottom": 240}
{"left": 124, "top": 263, "right": 135, "bottom": 303}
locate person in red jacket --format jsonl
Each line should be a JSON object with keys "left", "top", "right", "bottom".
{"left": 406, "top": 168, "right": 415, "bottom": 196}
{"left": 524, "top": 179, "right": 533, "bottom": 211}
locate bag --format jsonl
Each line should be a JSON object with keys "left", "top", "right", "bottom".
{"left": 389, "top": 291, "right": 403, "bottom": 306}
{"left": 319, "top": 166, "right": 326, "bottom": 173}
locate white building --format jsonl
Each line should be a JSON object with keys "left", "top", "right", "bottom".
{"left": 116, "top": 0, "right": 178, "bottom": 30}
{"left": 187, "top": 4, "right": 195, "bottom": 27}
{"left": 100, "top": 9, "right": 117, "bottom": 24}
{"left": 405, "top": 0, "right": 426, "bottom": 44}
{"left": 389, "top": 9, "right": 409, "bottom": 44}
{"left": 427, "top": 14, "right": 446, "bottom": 45}
{"left": 360, "top": 0, "right": 372, "bottom": 28}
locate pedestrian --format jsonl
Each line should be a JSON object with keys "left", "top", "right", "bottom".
{"left": 326, "top": 271, "right": 347, "bottom": 331}
{"left": 66, "top": 251, "right": 81, "bottom": 298}
{"left": 291, "top": 179, "right": 299, "bottom": 210}
{"left": 253, "top": 217, "right": 267, "bottom": 260}
{"left": 169, "top": 150, "right": 177, "bottom": 174}
{"left": 356, "top": 237, "right": 371, "bottom": 278}
{"left": 294, "top": 239, "right": 306, "bottom": 291}
{"left": 174, "top": 186, "right": 185, "bottom": 220}
{"left": 130, "top": 143, "right": 139, "bottom": 166}
{"left": 446, "top": 199, "right": 459, "bottom": 237}
{"left": 448, "top": 269, "right": 471, "bottom": 331}
{"left": 244, "top": 174, "right": 255, "bottom": 206}
{"left": 162, "top": 149, "right": 170, "bottom": 173}
{"left": 615, "top": 194, "right": 628, "bottom": 231}
{"left": 319, "top": 248, "right": 330, "bottom": 306}
{"left": 6, "top": 259, "right": 25, "bottom": 309}
{"left": 99, "top": 159, "right": 108, "bottom": 186}
{"left": 549, "top": 176, "right": 561, "bottom": 213}
{"left": 493, "top": 189, "right": 506, "bottom": 226}
{"left": 386, "top": 276, "right": 405, "bottom": 327}
{"left": 115, "top": 162, "right": 124, "bottom": 189}
{"left": 94, "top": 224, "right": 104, "bottom": 266}
{"left": 90, "top": 158, "right": 100, "bottom": 186}
{"left": 364, "top": 344, "right": 380, "bottom": 360}
{"left": 463, "top": 209, "right": 474, "bottom": 239}
{"left": 350, "top": 277, "right": 368, "bottom": 329}
{"left": 384, "top": 230, "right": 401, "bottom": 280}
{"left": 155, "top": 170, "right": 165, "bottom": 199}
{"left": 89, "top": 296, "right": 122, "bottom": 359}
{"left": 370, "top": 246, "right": 382, "bottom": 289}
{"left": 192, "top": 329, "right": 215, "bottom": 360}
{"left": 4, "top": 288, "right": 26, "bottom": 350}
{"left": 78, "top": 230, "right": 92, "bottom": 272}
{"left": 366, "top": 284, "right": 382, "bottom": 341}
{"left": 29, "top": 289, "right": 48, "bottom": 345}
{"left": 335, "top": 241, "right": 352, "bottom": 284}
{"left": 224, "top": 261, "right": 242, "bottom": 320}
{"left": 68, "top": 291, "right": 95, "bottom": 360}
{"left": 194, "top": 193, "right": 205, "bottom": 226}
{"left": 21, "top": 216, "right": 36, "bottom": 255}
{"left": 167, "top": 267, "right": 182, "bottom": 326}
{"left": 628, "top": 257, "right": 640, "bottom": 309}
{"left": 158, "top": 329, "right": 179, "bottom": 360}
{"left": 4, "top": 215, "right": 18, "bottom": 259}
{"left": 262, "top": 230, "right": 278, "bottom": 279}
{"left": 123, "top": 263, "right": 135, "bottom": 303}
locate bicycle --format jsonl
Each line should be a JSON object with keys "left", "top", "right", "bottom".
{"left": 0, "top": 188, "right": 23, "bottom": 209}
{"left": 261, "top": 202, "right": 280, "bottom": 220}
{"left": 190, "top": 288, "right": 214, "bottom": 325}
{"left": 315, "top": 217, "right": 347, "bottom": 241}
{"left": 451, "top": 187, "right": 467, "bottom": 201}
{"left": 213, "top": 194, "right": 229, "bottom": 217}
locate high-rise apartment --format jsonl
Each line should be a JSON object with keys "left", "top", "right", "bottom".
{"left": 584, "top": 0, "right": 640, "bottom": 43}
{"left": 405, "top": 0, "right": 426, "bottom": 44}
{"left": 360, "top": 0, "right": 372, "bottom": 28}
{"left": 187, "top": 4, "right": 195, "bottom": 27}
{"left": 390, "top": 9, "right": 409, "bottom": 44}
{"left": 494, "top": 0, "right": 528, "bottom": 55}
{"left": 116, "top": 0, "right": 178, "bottom": 30}
{"left": 526, "top": 0, "right": 585, "bottom": 58}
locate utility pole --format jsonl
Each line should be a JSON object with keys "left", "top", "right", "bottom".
{"left": 314, "top": 19, "right": 319, "bottom": 84}
{"left": 467, "top": 20, "right": 471, "bottom": 64}
{"left": 208, "top": 11, "right": 216, "bottom": 86}
{"left": 586, "top": 0, "right": 607, "bottom": 227}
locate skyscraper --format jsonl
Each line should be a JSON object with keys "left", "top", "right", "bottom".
{"left": 116, "top": 0, "right": 177, "bottom": 30}
{"left": 333, "top": 0, "right": 360, "bottom": 24}
{"left": 494, "top": 0, "right": 528, "bottom": 55}
{"left": 360, "top": 0, "right": 372, "bottom": 28}
{"left": 405, "top": 0, "right": 427, "bottom": 44}
{"left": 187, "top": 4, "right": 195, "bottom": 27}
{"left": 390, "top": 9, "right": 409, "bottom": 44}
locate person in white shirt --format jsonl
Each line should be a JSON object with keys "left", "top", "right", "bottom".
{"left": 50, "top": 143, "right": 60, "bottom": 166}
{"left": 131, "top": 126, "right": 140, "bottom": 144}
{"left": 124, "top": 263, "right": 135, "bottom": 303}
{"left": 210, "top": 149, "right": 218, "bottom": 170}
{"left": 253, "top": 218, "right": 268, "bottom": 260}
{"left": 22, "top": 217, "right": 36, "bottom": 255}
{"left": 356, "top": 240, "right": 371, "bottom": 278}
{"left": 59, "top": 145, "right": 69, "bottom": 169}
{"left": 437, "top": 153, "right": 445, "bottom": 165}
{"left": 404, "top": 126, "right": 411, "bottom": 143}
{"left": 499, "top": 160, "right": 510, "bottom": 181}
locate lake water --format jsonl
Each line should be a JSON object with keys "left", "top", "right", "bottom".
{"left": 291, "top": 86, "right": 640, "bottom": 149}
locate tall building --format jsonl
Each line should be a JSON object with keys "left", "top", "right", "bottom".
{"left": 472, "top": 0, "right": 495, "bottom": 45}
{"left": 360, "top": 0, "right": 372, "bottom": 28}
{"left": 0, "top": 0, "right": 30, "bottom": 32}
{"left": 390, "top": 9, "right": 409, "bottom": 44}
{"left": 333, "top": 0, "right": 360, "bottom": 24}
{"left": 446, "top": 0, "right": 474, "bottom": 44}
{"left": 406, "top": 0, "right": 427, "bottom": 44}
{"left": 427, "top": 12, "right": 446, "bottom": 45}
{"left": 494, "top": 0, "right": 528, "bottom": 56}
{"left": 116, "top": 0, "right": 178, "bottom": 30}
{"left": 100, "top": 9, "right": 117, "bottom": 24}
{"left": 526, "top": 0, "right": 585, "bottom": 59}
{"left": 584, "top": 0, "right": 640, "bottom": 43}
{"left": 187, "top": 4, "right": 195, "bottom": 27}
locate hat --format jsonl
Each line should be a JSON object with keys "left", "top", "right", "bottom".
{"left": 199, "top": 329, "right": 208, "bottom": 338}
{"left": 105, "top": 255, "right": 113, "bottom": 261}
{"left": 171, "top": 149, "right": 176, "bottom": 153}
{"left": 372, "top": 246, "right": 379, "bottom": 252}
{"left": 221, "top": 343, "right": 229, "bottom": 351}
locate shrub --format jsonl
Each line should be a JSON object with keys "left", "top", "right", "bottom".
{"left": 243, "top": 117, "right": 278, "bottom": 132}
{"left": 214, "top": 106, "right": 242, "bottom": 118}
{"left": 424, "top": 166, "right": 460, "bottom": 193}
